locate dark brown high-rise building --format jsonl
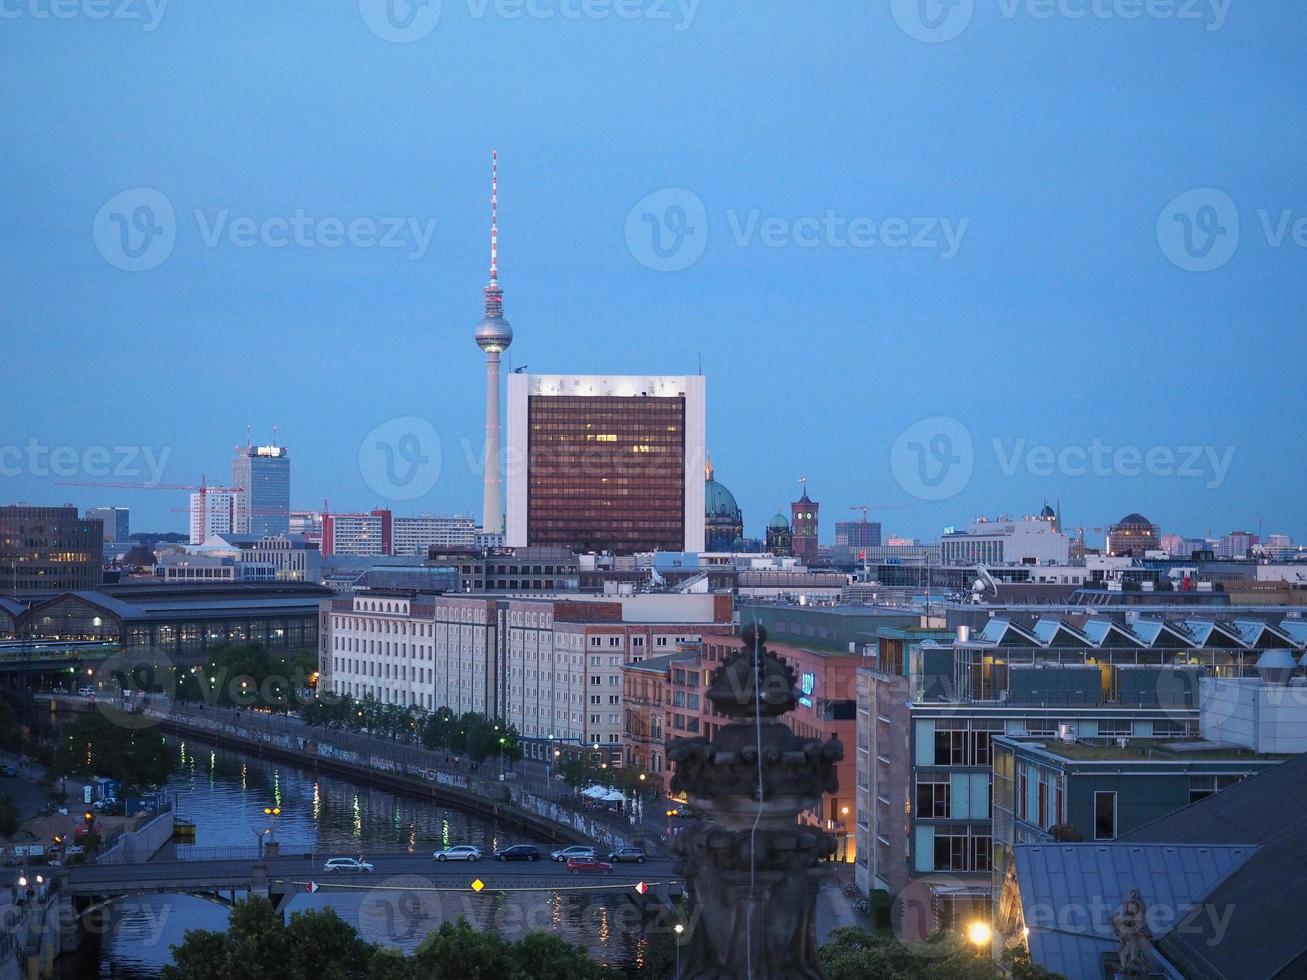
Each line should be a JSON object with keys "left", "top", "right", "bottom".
{"left": 0, "top": 505, "right": 103, "bottom": 593}
{"left": 506, "top": 375, "right": 706, "bottom": 554}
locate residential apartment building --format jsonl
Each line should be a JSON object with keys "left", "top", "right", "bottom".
{"left": 392, "top": 515, "right": 477, "bottom": 556}
{"left": 189, "top": 490, "right": 239, "bottom": 546}
{"left": 320, "top": 590, "right": 733, "bottom": 760}
{"left": 321, "top": 510, "right": 392, "bottom": 557}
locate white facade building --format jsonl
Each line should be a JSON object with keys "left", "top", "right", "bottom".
{"left": 940, "top": 516, "right": 1069, "bottom": 566}
{"left": 392, "top": 515, "right": 478, "bottom": 556}
{"left": 189, "top": 490, "right": 239, "bottom": 546}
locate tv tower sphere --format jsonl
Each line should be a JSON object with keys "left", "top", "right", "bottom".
{"left": 475, "top": 310, "right": 513, "bottom": 353}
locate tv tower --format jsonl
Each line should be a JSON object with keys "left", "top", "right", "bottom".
{"left": 475, "top": 150, "right": 512, "bottom": 537}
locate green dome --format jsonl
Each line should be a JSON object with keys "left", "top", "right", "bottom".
{"left": 767, "top": 512, "right": 790, "bottom": 530}
{"left": 706, "top": 479, "right": 742, "bottom": 521}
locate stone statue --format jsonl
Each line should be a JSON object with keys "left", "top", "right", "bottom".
{"left": 667, "top": 626, "right": 843, "bottom": 979}
{"left": 1110, "top": 887, "right": 1155, "bottom": 977}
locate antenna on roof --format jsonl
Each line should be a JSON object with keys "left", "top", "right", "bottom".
{"left": 490, "top": 148, "right": 499, "bottom": 283}
{"left": 245, "top": 424, "right": 251, "bottom": 448}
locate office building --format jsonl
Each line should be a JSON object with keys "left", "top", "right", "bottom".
{"left": 0, "top": 504, "right": 103, "bottom": 593}
{"left": 940, "top": 515, "right": 1070, "bottom": 566}
{"left": 392, "top": 515, "right": 477, "bottom": 556}
{"left": 321, "top": 510, "right": 392, "bottom": 557}
{"left": 232, "top": 443, "right": 291, "bottom": 536}
{"left": 891, "top": 614, "right": 1298, "bottom": 931}
{"left": 189, "top": 489, "right": 239, "bottom": 546}
{"left": 505, "top": 373, "right": 707, "bottom": 554}
{"left": 426, "top": 546, "right": 580, "bottom": 593}
{"left": 1218, "top": 529, "right": 1258, "bottom": 558}
{"left": 85, "top": 506, "right": 130, "bottom": 544}
{"left": 835, "top": 520, "right": 882, "bottom": 550}
{"left": 791, "top": 484, "right": 819, "bottom": 565}
{"left": 194, "top": 533, "right": 322, "bottom": 582}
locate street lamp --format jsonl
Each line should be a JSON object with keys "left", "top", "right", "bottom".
{"left": 967, "top": 920, "right": 992, "bottom": 949}
{"left": 674, "top": 922, "right": 685, "bottom": 975}
{"left": 263, "top": 806, "right": 281, "bottom": 847}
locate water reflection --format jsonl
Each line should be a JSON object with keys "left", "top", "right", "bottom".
{"left": 75, "top": 736, "right": 654, "bottom": 978}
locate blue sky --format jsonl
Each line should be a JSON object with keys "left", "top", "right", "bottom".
{"left": 2, "top": 0, "right": 1304, "bottom": 545}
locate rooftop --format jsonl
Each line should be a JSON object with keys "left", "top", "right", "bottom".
{"left": 998, "top": 736, "right": 1291, "bottom": 764}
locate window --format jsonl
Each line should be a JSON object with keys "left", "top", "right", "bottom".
{"left": 1189, "top": 774, "right": 1244, "bottom": 804}
{"left": 916, "top": 776, "right": 951, "bottom": 818}
{"left": 1094, "top": 791, "right": 1117, "bottom": 840}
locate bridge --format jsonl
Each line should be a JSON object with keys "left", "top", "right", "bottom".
{"left": 65, "top": 851, "right": 682, "bottom": 912}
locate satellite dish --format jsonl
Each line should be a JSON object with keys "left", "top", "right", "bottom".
{"left": 971, "top": 565, "right": 999, "bottom": 604}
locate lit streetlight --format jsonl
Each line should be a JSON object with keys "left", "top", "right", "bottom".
{"left": 967, "top": 920, "right": 992, "bottom": 949}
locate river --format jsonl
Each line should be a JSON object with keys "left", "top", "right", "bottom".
{"left": 59, "top": 736, "right": 665, "bottom": 977}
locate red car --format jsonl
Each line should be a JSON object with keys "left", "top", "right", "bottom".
{"left": 566, "top": 856, "right": 613, "bottom": 874}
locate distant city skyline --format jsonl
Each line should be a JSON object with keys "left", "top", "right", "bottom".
{"left": 3, "top": 3, "right": 1304, "bottom": 543}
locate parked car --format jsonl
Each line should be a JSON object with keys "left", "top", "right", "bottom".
{"left": 549, "top": 845, "right": 596, "bottom": 863}
{"left": 493, "top": 844, "right": 541, "bottom": 862}
{"left": 433, "top": 845, "right": 481, "bottom": 862}
{"left": 664, "top": 804, "right": 701, "bottom": 819}
{"left": 606, "top": 847, "right": 646, "bottom": 864}
{"left": 77, "top": 687, "right": 96, "bottom": 698}
{"left": 324, "top": 857, "right": 374, "bottom": 873}
{"left": 566, "top": 856, "right": 614, "bottom": 874}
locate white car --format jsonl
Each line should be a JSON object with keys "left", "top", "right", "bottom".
{"left": 550, "top": 845, "right": 596, "bottom": 863}
{"left": 77, "top": 687, "right": 96, "bottom": 698}
{"left": 324, "top": 857, "right": 374, "bottom": 874}
{"left": 433, "top": 845, "right": 482, "bottom": 862}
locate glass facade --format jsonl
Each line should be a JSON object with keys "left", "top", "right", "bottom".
{"left": 233, "top": 447, "right": 291, "bottom": 536}
{"left": 526, "top": 395, "right": 685, "bottom": 553}
{"left": 0, "top": 505, "right": 102, "bottom": 592}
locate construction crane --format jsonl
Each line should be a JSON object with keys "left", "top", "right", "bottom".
{"left": 56, "top": 477, "right": 247, "bottom": 545}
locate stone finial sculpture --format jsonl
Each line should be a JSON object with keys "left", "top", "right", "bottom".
{"left": 668, "top": 626, "right": 843, "bottom": 979}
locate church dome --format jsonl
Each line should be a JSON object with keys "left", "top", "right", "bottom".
{"left": 706, "top": 479, "right": 741, "bottom": 521}
{"left": 768, "top": 512, "right": 790, "bottom": 530}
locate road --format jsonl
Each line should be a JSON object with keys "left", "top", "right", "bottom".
{"left": 66, "top": 852, "right": 679, "bottom": 897}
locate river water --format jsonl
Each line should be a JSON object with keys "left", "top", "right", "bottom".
{"left": 60, "top": 736, "right": 665, "bottom": 977}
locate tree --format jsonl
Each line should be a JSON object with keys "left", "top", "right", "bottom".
{"left": 818, "top": 926, "right": 1003, "bottom": 980}
{"left": 0, "top": 794, "right": 19, "bottom": 838}
{"left": 412, "top": 919, "right": 518, "bottom": 979}
{"left": 512, "top": 931, "right": 611, "bottom": 980}
{"left": 286, "top": 907, "right": 376, "bottom": 980}
{"left": 54, "top": 713, "right": 174, "bottom": 794}
{"left": 421, "top": 707, "right": 457, "bottom": 750}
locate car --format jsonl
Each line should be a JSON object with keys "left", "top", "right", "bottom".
{"left": 606, "top": 847, "right": 646, "bottom": 864}
{"left": 549, "top": 845, "right": 596, "bottom": 863}
{"left": 433, "top": 845, "right": 481, "bottom": 862}
{"left": 493, "top": 844, "right": 541, "bottom": 862}
{"left": 77, "top": 687, "right": 96, "bottom": 698}
{"left": 323, "top": 857, "right": 374, "bottom": 874}
{"left": 664, "top": 804, "right": 701, "bottom": 819}
{"left": 566, "top": 856, "right": 614, "bottom": 874}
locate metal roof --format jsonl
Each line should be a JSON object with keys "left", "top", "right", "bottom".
{"left": 1014, "top": 842, "right": 1253, "bottom": 980}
